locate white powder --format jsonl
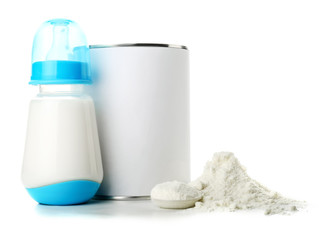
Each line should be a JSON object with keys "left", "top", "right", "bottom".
{"left": 151, "top": 181, "right": 201, "bottom": 201}
{"left": 190, "top": 152, "right": 305, "bottom": 215}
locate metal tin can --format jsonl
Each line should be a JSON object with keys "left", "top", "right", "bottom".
{"left": 88, "top": 43, "right": 190, "bottom": 199}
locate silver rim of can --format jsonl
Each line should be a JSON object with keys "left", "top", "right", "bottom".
{"left": 89, "top": 43, "right": 188, "bottom": 50}
{"left": 94, "top": 195, "right": 151, "bottom": 200}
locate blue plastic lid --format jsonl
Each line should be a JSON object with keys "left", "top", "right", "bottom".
{"left": 30, "top": 19, "right": 91, "bottom": 85}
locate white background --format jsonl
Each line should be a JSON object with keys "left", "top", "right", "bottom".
{"left": 0, "top": 0, "right": 326, "bottom": 239}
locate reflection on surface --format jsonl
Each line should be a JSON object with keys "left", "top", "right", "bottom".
{"left": 35, "top": 199, "right": 198, "bottom": 218}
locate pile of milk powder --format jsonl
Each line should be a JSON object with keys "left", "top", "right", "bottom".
{"left": 151, "top": 152, "right": 305, "bottom": 215}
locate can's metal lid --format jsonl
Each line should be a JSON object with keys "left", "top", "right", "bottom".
{"left": 89, "top": 43, "right": 188, "bottom": 50}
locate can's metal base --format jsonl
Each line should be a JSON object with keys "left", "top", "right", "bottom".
{"left": 94, "top": 195, "right": 150, "bottom": 201}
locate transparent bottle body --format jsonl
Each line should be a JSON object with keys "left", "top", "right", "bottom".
{"left": 22, "top": 84, "right": 103, "bottom": 189}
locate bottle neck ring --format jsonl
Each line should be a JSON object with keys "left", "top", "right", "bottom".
{"left": 39, "top": 84, "right": 85, "bottom": 95}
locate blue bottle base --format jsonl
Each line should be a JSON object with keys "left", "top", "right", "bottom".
{"left": 26, "top": 180, "right": 100, "bottom": 205}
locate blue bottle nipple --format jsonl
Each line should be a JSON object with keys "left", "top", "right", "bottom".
{"left": 30, "top": 19, "right": 91, "bottom": 85}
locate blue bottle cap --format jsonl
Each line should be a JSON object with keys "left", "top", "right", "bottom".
{"left": 30, "top": 19, "right": 91, "bottom": 85}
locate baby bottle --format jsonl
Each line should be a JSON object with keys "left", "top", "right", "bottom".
{"left": 22, "top": 19, "right": 103, "bottom": 205}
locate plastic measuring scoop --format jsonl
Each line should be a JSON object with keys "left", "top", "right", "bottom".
{"left": 151, "top": 181, "right": 202, "bottom": 209}
{"left": 151, "top": 196, "right": 202, "bottom": 209}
